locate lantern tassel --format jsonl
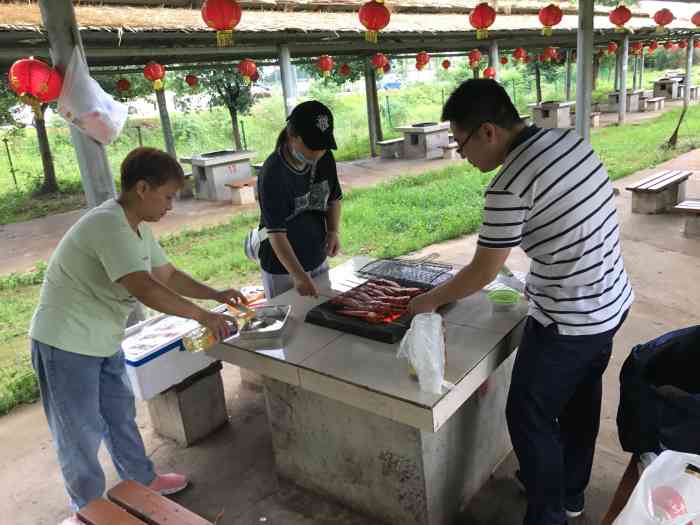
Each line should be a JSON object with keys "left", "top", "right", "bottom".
{"left": 477, "top": 28, "right": 488, "bottom": 40}
{"left": 365, "top": 30, "right": 378, "bottom": 44}
{"left": 153, "top": 79, "right": 163, "bottom": 91}
{"left": 542, "top": 26, "right": 553, "bottom": 37}
{"left": 19, "top": 94, "right": 43, "bottom": 121}
{"left": 655, "top": 25, "right": 666, "bottom": 33}
{"left": 243, "top": 76, "right": 251, "bottom": 86}
{"left": 216, "top": 30, "right": 234, "bottom": 47}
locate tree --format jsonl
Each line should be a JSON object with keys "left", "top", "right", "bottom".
{"left": 298, "top": 56, "right": 366, "bottom": 86}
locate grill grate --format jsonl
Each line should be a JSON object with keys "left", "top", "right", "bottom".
{"left": 357, "top": 258, "right": 453, "bottom": 288}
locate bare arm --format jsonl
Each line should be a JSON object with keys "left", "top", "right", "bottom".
{"left": 268, "top": 232, "right": 318, "bottom": 297}
{"left": 152, "top": 263, "right": 218, "bottom": 300}
{"left": 409, "top": 246, "right": 511, "bottom": 314}
{"left": 326, "top": 199, "right": 342, "bottom": 234}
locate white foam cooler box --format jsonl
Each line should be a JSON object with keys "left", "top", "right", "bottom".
{"left": 122, "top": 314, "right": 216, "bottom": 401}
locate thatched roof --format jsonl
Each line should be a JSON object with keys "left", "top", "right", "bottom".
{"left": 0, "top": 1, "right": 695, "bottom": 68}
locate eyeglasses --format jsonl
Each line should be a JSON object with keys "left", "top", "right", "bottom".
{"left": 456, "top": 123, "right": 484, "bottom": 156}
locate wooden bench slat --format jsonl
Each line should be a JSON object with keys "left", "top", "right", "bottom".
{"left": 78, "top": 498, "right": 148, "bottom": 525}
{"left": 377, "top": 138, "right": 403, "bottom": 145}
{"left": 626, "top": 170, "right": 692, "bottom": 192}
{"left": 108, "top": 481, "right": 211, "bottom": 525}
{"left": 675, "top": 200, "right": 700, "bottom": 213}
{"left": 626, "top": 170, "right": 672, "bottom": 190}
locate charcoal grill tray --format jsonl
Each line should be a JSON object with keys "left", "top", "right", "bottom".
{"left": 357, "top": 258, "right": 453, "bottom": 288}
{"left": 304, "top": 279, "right": 431, "bottom": 344}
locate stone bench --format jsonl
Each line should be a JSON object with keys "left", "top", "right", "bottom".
{"left": 176, "top": 172, "right": 194, "bottom": 200}
{"left": 225, "top": 176, "right": 258, "bottom": 205}
{"left": 626, "top": 169, "right": 692, "bottom": 214}
{"left": 377, "top": 137, "right": 404, "bottom": 159}
{"left": 641, "top": 96, "right": 665, "bottom": 112}
{"left": 441, "top": 141, "right": 460, "bottom": 160}
{"left": 674, "top": 199, "right": 700, "bottom": 238}
{"left": 569, "top": 111, "right": 601, "bottom": 128}
{"left": 78, "top": 480, "right": 212, "bottom": 524}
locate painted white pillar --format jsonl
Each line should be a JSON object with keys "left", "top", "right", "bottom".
{"left": 575, "top": 0, "right": 594, "bottom": 141}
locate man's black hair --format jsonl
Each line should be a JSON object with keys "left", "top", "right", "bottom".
{"left": 442, "top": 79, "right": 522, "bottom": 132}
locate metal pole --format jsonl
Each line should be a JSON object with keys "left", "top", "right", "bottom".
{"left": 240, "top": 119, "right": 248, "bottom": 150}
{"left": 136, "top": 125, "right": 143, "bottom": 147}
{"left": 566, "top": 49, "right": 573, "bottom": 101}
{"left": 684, "top": 36, "right": 694, "bottom": 109}
{"left": 38, "top": 0, "right": 116, "bottom": 208}
{"left": 576, "top": 0, "right": 594, "bottom": 141}
{"left": 364, "top": 60, "right": 379, "bottom": 157}
{"left": 614, "top": 47, "right": 620, "bottom": 91}
{"left": 2, "top": 137, "right": 19, "bottom": 190}
{"left": 619, "top": 34, "right": 629, "bottom": 125}
{"left": 155, "top": 88, "right": 176, "bottom": 159}
{"left": 535, "top": 63, "right": 543, "bottom": 104}
{"left": 632, "top": 54, "right": 639, "bottom": 91}
{"left": 279, "top": 44, "right": 296, "bottom": 117}
{"left": 371, "top": 71, "right": 383, "bottom": 141}
{"left": 489, "top": 40, "right": 500, "bottom": 82}
{"left": 640, "top": 52, "right": 645, "bottom": 90}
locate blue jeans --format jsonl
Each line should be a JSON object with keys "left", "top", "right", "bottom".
{"left": 506, "top": 313, "right": 626, "bottom": 525}
{"left": 31, "top": 339, "right": 155, "bottom": 510}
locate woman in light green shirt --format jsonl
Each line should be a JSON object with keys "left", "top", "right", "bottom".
{"left": 30, "top": 148, "right": 245, "bottom": 524}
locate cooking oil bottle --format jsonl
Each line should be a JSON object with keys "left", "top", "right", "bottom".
{"left": 182, "top": 325, "right": 218, "bottom": 353}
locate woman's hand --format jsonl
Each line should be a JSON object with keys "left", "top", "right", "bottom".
{"left": 408, "top": 291, "right": 440, "bottom": 316}
{"left": 212, "top": 288, "right": 248, "bottom": 306}
{"left": 325, "top": 231, "right": 341, "bottom": 257}
{"left": 293, "top": 273, "right": 319, "bottom": 298}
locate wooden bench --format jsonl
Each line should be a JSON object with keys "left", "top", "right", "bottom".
{"left": 674, "top": 199, "right": 700, "bottom": 238}
{"left": 377, "top": 137, "right": 404, "bottom": 159}
{"left": 225, "top": 176, "right": 258, "bottom": 206}
{"left": 77, "top": 480, "right": 212, "bottom": 524}
{"left": 441, "top": 141, "right": 460, "bottom": 160}
{"left": 641, "top": 96, "right": 665, "bottom": 112}
{"left": 626, "top": 170, "right": 692, "bottom": 214}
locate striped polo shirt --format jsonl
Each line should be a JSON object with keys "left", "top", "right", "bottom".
{"left": 478, "top": 126, "right": 634, "bottom": 336}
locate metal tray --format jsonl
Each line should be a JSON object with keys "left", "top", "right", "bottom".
{"left": 237, "top": 305, "right": 291, "bottom": 341}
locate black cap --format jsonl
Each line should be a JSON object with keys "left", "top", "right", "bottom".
{"left": 287, "top": 100, "right": 337, "bottom": 151}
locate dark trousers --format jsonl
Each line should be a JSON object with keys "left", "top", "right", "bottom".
{"left": 506, "top": 314, "right": 625, "bottom": 525}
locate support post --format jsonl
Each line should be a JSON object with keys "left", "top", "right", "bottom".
{"left": 155, "top": 89, "right": 176, "bottom": 159}
{"left": 489, "top": 40, "right": 500, "bottom": 82}
{"left": 614, "top": 47, "right": 621, "bottom": 91}
{"left": 279, "top": 44, "right": 296, "bottom": 117}
{"left": 632, "top": 54, "right": 639, "bottom": 91}
{"left": 619, "top": 34, "right": 629, "bottom": 125}
{"left": 371, "top": 70, "right": 383, "bottom": 141}
{"left": 684, "top": 36, "right": 694, "bottom": 109}
{"left": 640, "top": 52, "right": 645, "bottom": 89}
{"left": 576, "top": 0, "right": 594, "bottom": 141}
{"left": 38, "top": 0, "right": 116, "bottom": 208}
{"left": 565, "top": 49, "right": 573, "bottom": 101}
{"left": 364, "top": 60, "right": 379, "bottom": 157}
{"left": 535, "top": 62, "right": 543, "bottom": 104}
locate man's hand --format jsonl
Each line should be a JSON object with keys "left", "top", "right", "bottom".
{"left": 408, "top": 291, "right": 441, "bottom": 316}
{"left": 293, "top": 272, "right": 319, "bottom": 298}
{"left": 198, "top": 310, "right": 237, "bottom": 341}
{"left": 325, "top": 231, "right": 341, "bottom": 257}
{"left": 212, "top": 288, "right": 248, "bottom": 306}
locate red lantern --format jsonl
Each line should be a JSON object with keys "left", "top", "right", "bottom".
{"left": 201, "top": 0, "right": 242, "bottom": 47}
{"left": 609, "top": 4, "right": 632, "bottom": 32}
{"left": 468, "top": 49, "right": 482, "bottom": 65}
{"left": 317, "top": 55, "right": 334, "bottom": 77}
{"left": 692, "top": 11, "right": 700, "bottom": 28}
{"left": 678, "top": 40, "right": 688, "bottom": 50}
{"left": 469, "top": 3, "right": 496, "bottom": 40}
{"left": 538, "top": 4, "right": 563, "bottom": 37}
{"left": 250, "top": 70, "right": 259, "bottom": 83}
{"left": 664, "top": 41, "right": 675, "bottom": 51}
{"left": 371, "top": 53, "right": 388, "bottom": 75}
{"left": 653, "top": 9, "right": 674, "bottom": 33}
{"left": 543, "top": 47, "right": 558, "bottom": 62}
{"left": 185, "top": 74, "right": 198, "bottom": 88}
{"left": 8, "top": 57, "right": 63, "bottom": 119}
{"left": 607, "top": 42, "right": 618, "bottom": 55}
{"left": 383, "top": 62, "right": 391, "bottom": 74}
{"left": 524, "top": 55, "right": 532, "bottom": 64}
{"left": 339, "top": 63, "right": 352, "bottom": 77}
{"left": 442, "top": 59, "right": 451, "bottom": 70}
{"left": 237, "top": 58, "right": 257, "bottom": 85}
{"left": 695, "top": 41, "right": 700, "bottom": 50}
{"left": 483, "top": 67, "right": 496, "bottom": 79}
{"left": 143, "top": 62, "right": 166, "bottom": 90}
{"left": 500, "top": 56, "right": 508, "bottom": 65}
{"left": 513, "top": 47, "right": 527, "bottom": 62}
{"left": 631, "top": 42, "right": 643, "bottom": 55}
{"left": 116, "top": 78, "right": 131, "bottom": 93}
{"left": 647, "top": 41, "right": 658, "bottom": 54}
{"left": 358, "top": 0, "right": 391, "bottom": 44}
{"left": 416, "top": 51, "right": 431, "bottom": 66}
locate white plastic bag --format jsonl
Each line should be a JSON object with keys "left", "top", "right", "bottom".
{"left": 57, "top": 47, "right": 128, "bottom": 145}
{"left": 397, "top": 313, "right": 452, "bottom": 394}
{"left": 614, "top": 450, "right": 700, "bottom": 525}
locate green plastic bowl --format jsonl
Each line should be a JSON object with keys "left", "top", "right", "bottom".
{"left": 487, "top": 288, "right": 521, "bottom": 311}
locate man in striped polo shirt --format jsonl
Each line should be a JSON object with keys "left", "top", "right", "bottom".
{"left": 409, "top": 79, "right": 633, "bottom": 525}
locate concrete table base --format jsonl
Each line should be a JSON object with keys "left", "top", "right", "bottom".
{"left": 631, "top": 181, "right": 687, "bottom": 214}
{"left": 263, "top": 353, "right": 515, "bottom": 525}
{"left": 684, "top": 215, "right": 700, "bottom": 238}
{"left": 146, "top": 362, "right": 227, "bottom": 447}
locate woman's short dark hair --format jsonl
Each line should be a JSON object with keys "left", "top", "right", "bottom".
{"left": 120, "top": 147, "right": 185, "bottom": 192}
{"left": 442, "top": 79, "right": 522, "bottom": 133}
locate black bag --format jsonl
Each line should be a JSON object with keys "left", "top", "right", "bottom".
{"left": 617, "top": 325, "right": 700, "bottom": 455}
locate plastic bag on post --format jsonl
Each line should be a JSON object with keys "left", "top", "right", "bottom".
{"left": 614, "top": 450, "right": 700, "bottom": 525}
{"left": 397, "top": 313, "right": 452, "bottom": 394}
{"left": 57, "top": 47, "right": 128, "bottom": 145}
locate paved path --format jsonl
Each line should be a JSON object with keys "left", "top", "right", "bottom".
{"left": 1, "top": 151, "right": 698, "bottom": 524}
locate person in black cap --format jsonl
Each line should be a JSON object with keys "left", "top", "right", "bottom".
{"left": 255, "top": 100, "right": 343, "bottom": 298}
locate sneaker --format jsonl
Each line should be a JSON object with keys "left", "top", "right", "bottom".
{"left": 565, "top": 506, "right": 584, "bottom": 519}
{"left": 59, "top": 515, "right": 82, "bottom": 525}
{"left": 148, "top": 473, "right": 188, "bottom": 496}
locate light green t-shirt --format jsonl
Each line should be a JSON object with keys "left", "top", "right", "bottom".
{"left": 29, "top": 199, "right": 168, "bottom": 357}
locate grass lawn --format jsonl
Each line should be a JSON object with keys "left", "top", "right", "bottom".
{"left": 1, "top": 100, "right": 699, "bottom": 416}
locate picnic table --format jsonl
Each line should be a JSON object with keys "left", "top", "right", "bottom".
{"left": 394, "top": 122, "right": 451, "bottom": 160}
